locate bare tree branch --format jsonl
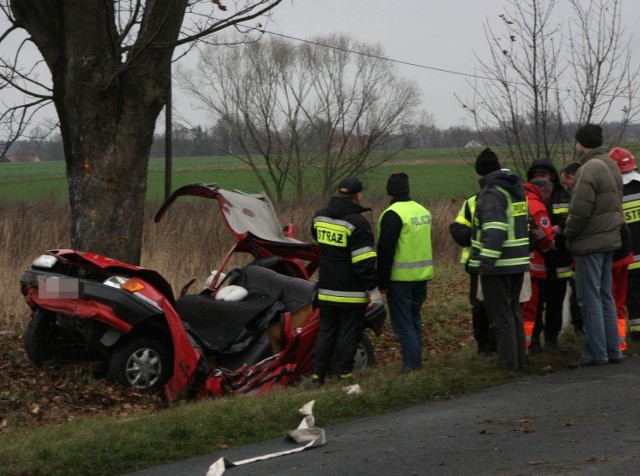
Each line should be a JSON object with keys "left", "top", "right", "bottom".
{"left": 179, "top": 32, "right": 421, "bottom": 200}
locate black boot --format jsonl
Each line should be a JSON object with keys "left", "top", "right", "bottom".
{"left": 529, "top": 336, "right": 542, "bottom": 354}
{"left": 545, "top": 335, "right": 568, "bottom": 352}
{"left": 311, "top": 374, "right": 324, "bottom": 388}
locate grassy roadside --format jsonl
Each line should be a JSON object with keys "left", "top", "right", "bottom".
{"left": 0, "top": 344, "right": 585, "bottom": 476}
{"left": 0, "top": 265, "right": 591, "bottom": 476}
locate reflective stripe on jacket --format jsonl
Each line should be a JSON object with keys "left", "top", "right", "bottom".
{"left": 378, "top": 200, "right": 434, "bottom": 282}
{"left": 468, "top": 174, "right": 530, "bottom": 275}
{"left": 622, "top": 180, "right": 640, "bottom": 272}
{"left": 454, "top": 195, "right": 477, "bottom": 264}
{"left": 311, "top": 195, "right": 377, "bottom": 306}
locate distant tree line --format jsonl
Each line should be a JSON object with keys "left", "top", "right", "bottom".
{"left": 8, "top": 120, "right": 640, "bottom": 163}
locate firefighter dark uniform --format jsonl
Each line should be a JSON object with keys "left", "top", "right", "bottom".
{"left": 527, "top": 158, "right": 572, "bottom": 349}
{"left": 612, "top": 226, "right": 632, "bottom": 351}
{"left": 449, "top": 194, "right": 496, "bottom": 354}
{"left": 310, "top": 177, "right": 378, "bottom": 384}
{"left": 609, "top": 147, "right": 640, "bottom": 342}
{"left": 469, "top": 148, "right": 530, "bottom": 370}
{"left": 623, "top": 178, "right": 640, "bottom": 338}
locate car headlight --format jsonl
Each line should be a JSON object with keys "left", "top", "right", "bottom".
{"left": 103, "top": 276, "right": 129, "bottom": 289}
{"left": 104, "top": 276, "right": 160, "bottom": 311}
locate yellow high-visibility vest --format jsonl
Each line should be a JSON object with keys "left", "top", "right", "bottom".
{"left": 378, "top": 201, "right": 434, "bottom": 282}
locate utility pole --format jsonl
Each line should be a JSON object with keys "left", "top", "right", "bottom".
{"left": 164, "top": 65, "right": 173, "bottom": 201}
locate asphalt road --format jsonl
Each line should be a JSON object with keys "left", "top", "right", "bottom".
{"left": 128, "top": 355, "right": 640, "bottom": 476}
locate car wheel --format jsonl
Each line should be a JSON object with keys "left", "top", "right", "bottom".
{"left": 329, "top": 333, "right": 376, "bottom": 374}
{"left": 24, "top": 308, "right": 59, "bottom": 366}
{"left": 353, "top": 333, "right": 375, "bottom": 370}
{"left": 108, "top": 336, "right": 171, "bottom": 392}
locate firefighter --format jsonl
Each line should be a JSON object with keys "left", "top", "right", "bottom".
{"left": 468, "top": 148, "right": 530, "bottom": 370}
{"left": 609, "top": 147, "right": 640, "bottom": 343}
{"left": 526, "top": 158, "right": 572, "bottom": 350}
{"left": 521, "top": 179, "right": 554, "bottom": 353}
{"left": 310, "top": 177, "right": 380, "bottom": 386}
{"left": 449, "top": 194, "right": 496, "bottom": 355}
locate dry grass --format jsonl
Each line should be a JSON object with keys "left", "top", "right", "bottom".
{"left": 1, "top": 196, "right": 463, "bottom": 330}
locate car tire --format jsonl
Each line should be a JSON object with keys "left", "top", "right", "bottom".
{"left": 108, "top": 336, "right": 171, "bottom": 393}
{"left": 329, "top": 333, "right": 376, "bottom": 374}
{"left": 24, "top": 308, "right": 59, "bottom": 366}
{"left": 353, "top": 333, "right": 376, "bottom": 370}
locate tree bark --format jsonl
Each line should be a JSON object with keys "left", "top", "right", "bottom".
{"left": 11, "top": 1, "right": 187, "bottom": 264}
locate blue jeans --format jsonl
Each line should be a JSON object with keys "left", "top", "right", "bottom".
{"left": 574, "top": 251, "right": 621, "bottom": 362}
{"left": 388, "top": 281, "right": 427, "bottom": 371}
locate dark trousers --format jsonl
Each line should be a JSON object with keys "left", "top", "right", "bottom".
{"left": 569, "top": 278, "right": 583, "bottom": 333}
{"left": 627, "top": 272, "right": 640, "bottom": 338}
{"left": 481, "top": 273, "right": 526, "bottom": 370}
{"left": 469, "top": 273, "right": 495, "bottom": 353}
{"left": 313, "top": 304, "right": 366, "bottom": 378}
{"left": 533, "top": 275, "right": 567, "bottom": 344}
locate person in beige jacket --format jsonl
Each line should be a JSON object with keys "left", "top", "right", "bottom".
{"left": 563, "top": 124, "right": 623, "bottom": 366}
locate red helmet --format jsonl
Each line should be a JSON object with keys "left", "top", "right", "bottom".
{"left": 609, "top": 147, "right": 637, "bottom": 173}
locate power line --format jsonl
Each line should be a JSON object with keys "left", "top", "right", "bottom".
{"left": 258, "top": 27, "right": 638, "bottom": 101}
{"left": 264, "top": 28, "right": 497, "bottom": 83}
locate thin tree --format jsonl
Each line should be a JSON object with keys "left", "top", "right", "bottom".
{"left": 459, "top": 0, "right": 639, "bottom": 173}
{"left": 179, "top": 33, "right": 421, "bottom": 200}
{"left": 566, "top": 0, "right": 640, "bottom": 144}
{"left": 458, "top": 0, "right": 564, "bottom": 175}
{"left": 0, "top": 1, "right": 284, "bottom": 264}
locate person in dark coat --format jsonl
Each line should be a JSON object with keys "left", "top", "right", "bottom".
{"left": 467, "top": 148, "right": 530, "bottom": 370}
{"left": 310, "top": 177, "right": 380, "bottom": 385}
{"left": 450, "top": 194, "right": 496, "bottom": 355}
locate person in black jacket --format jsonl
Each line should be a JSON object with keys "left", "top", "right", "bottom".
{"left": 310, "top": 177, "right": 380, "bottom": 386}
{"left": 526, "top": 158, "right": 572, "bottom": 351}
{"left": 468, "top": 148, "right": 530, "bottom": 370}
{"left": 449, "top": 194, "right": 496, "bottom": 355}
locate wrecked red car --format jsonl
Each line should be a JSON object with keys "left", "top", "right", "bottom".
{"left": 19, "top": 184, "right": 385, "bottom": 402}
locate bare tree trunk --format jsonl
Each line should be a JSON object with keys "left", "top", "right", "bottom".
{"left": 12, "top": 1, "right": 185, "bottom": 263}
{"left": 58, "top": 83, "right": 160, "bottom": 264}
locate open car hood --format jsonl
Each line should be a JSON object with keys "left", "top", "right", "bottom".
{"left": 155, "top": 183, "right": 312, "bottom": 246}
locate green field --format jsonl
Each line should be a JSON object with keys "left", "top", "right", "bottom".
{"left": 0, "top": 149, "right": 482, "bottom": 203}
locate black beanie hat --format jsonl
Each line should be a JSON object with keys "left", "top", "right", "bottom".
{"left": 475, "top": 148, "right": 501, "bottom": 176}
{"left": 575, "top": 124, "right": 603, "bottom": 149}
{"left": 386, "top": 172, "right": 410, "bottom": 197}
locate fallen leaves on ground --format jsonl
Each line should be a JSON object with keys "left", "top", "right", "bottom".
{"left": 0, "top": 331, "right": 163, "bottom": 431}
{"left": 1, "top": 273, "right": 474, "bottom": 431}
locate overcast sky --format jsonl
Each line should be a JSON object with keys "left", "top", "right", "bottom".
{"left": 2, "top": 1, "right": 639, "bottom": 135}
{"left": 264, "top": 0, "right": 510, "bottom": 128}
{"left": 174, "top": 0, "right": 640, "bottom": 130}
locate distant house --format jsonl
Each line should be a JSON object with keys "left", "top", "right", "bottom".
{"left": 464, "top": 140, "right": 483, "bottom": 148}
{"left": 3, "top": 154, "right": 41, "bottom": 163}
{"left": 330, "top": 136, "right": 363, "bottom": 152}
